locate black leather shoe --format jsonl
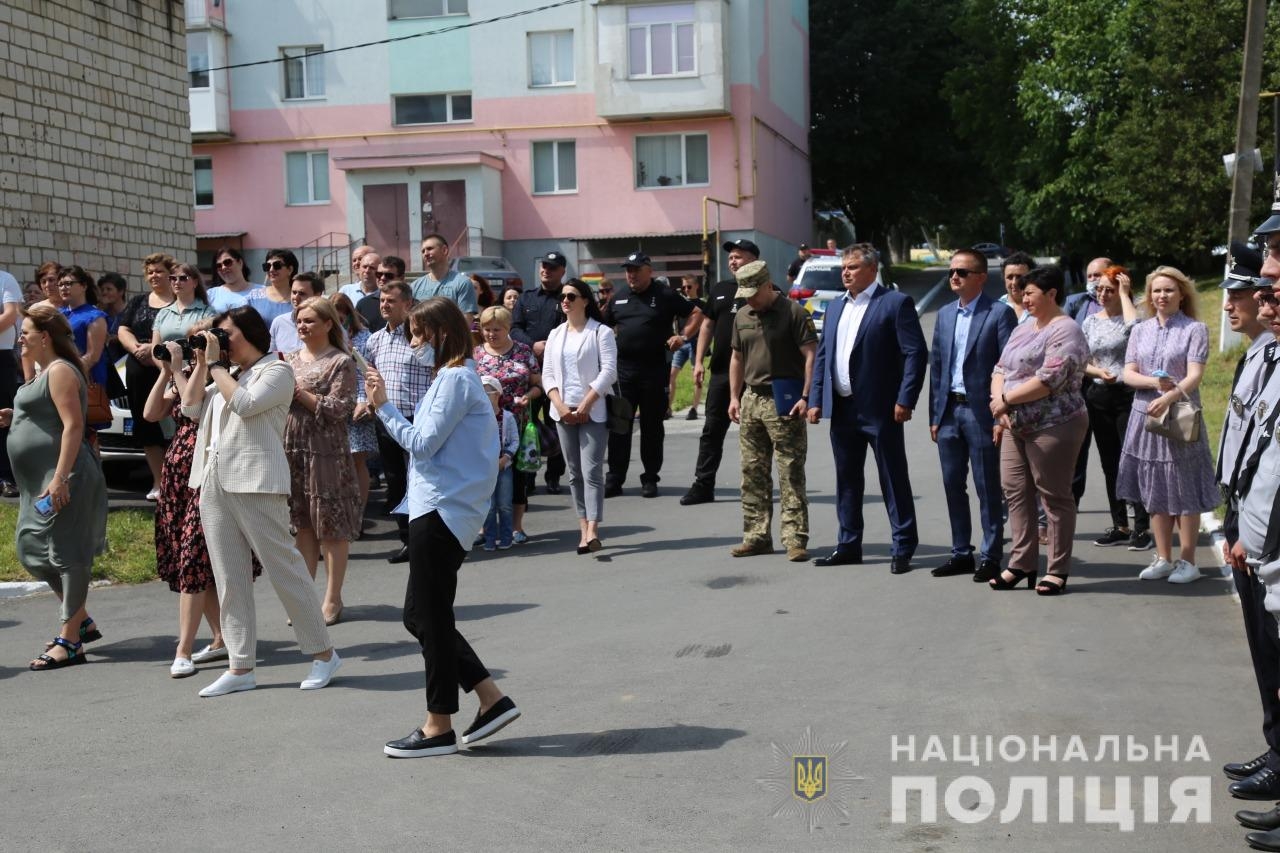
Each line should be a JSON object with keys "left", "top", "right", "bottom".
{"left": 931, "top": 555, "right": 975, "bottom": 577}
{"left": 604, "top": 483, "right": 623, "bottom": 498}
{"left": 679, "top": 487, "right": 714, "bottom": 506}
{"left": 544, "top": 478, "right": 562, "bottom": 495}
{"left": 1246, "top": 826, "right": 1280, "bottom": 851}
{"left": 973, "top": 559, "right": 1001, "bottom": 583}
{"left": 383, "top": 728, "right": 458, "bottom": 758}
{"left": 1227, "top": 752, "right": 1273, "bottom": 781}
{"left": 813, "top": 549, "right": 862, "bottom": 567}
{"left": 890, "top": 555, "right": 912, "bottom": 574}
{"left": 641, "top": 481, "right": 658, "bottom": 498}
{"left": 1238, "top": 805, "right": 1280, "bottom": 831}
{"left": 388, "top": 545, "right": 410, "bottom": 564}
{"left": 1232, "top": 767, "right": 1280, "bottom": 800}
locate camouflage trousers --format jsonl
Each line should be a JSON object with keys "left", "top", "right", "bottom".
{"left": 739, "top": 387, "right": 808, "bottom": 548}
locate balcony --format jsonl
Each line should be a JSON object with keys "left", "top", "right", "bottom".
{"left": 593, "top": 0, "right": 729, "bottom": 121}
{"left": 188, "top": 23, "right": 231, "bottom": 140}
{"left": 185, "top": 0, "right": 227, "bottom": 31}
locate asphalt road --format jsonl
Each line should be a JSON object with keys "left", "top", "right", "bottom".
{"left": 1, "top": 274, "right": 1261, "bottom": 852}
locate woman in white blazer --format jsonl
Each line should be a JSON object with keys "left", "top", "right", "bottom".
{"left": 543, "top": 278, "right": 618, "bottom": 553}
{"left": 181, "top": 306, "right": 340, "bottom": 698}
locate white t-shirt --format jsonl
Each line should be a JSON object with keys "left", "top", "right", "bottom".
{"left": 0, "top": 270, "right": 22, "bottom": 350}
{"left": 560, "top": 326, "right": 588, "bottom": 406}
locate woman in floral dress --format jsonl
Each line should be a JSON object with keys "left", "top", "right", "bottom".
{"left": 332, "top": 292, "right": 377, "bottom": 526}
{"left": 285, "top": 297, "right": 360, "bottom": 625}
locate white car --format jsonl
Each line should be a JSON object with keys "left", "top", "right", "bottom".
{"left": 787, "top": 256, "right": 897, "bottom": 331}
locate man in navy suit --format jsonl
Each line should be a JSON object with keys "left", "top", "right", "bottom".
{"left": 927, "top": 248, "right": 1016, "bottom": 582}
{"left": 808, "top": 244, "right": 927, "bottom": 573}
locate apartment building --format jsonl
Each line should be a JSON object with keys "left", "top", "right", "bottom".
{"left": 189, "top": 0, "right": 810, "bottom": 284}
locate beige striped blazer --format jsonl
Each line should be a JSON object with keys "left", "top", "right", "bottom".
{"left": 183, "top": 355, "right": 295, "bottom": 494}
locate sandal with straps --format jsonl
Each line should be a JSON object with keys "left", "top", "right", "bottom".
{"left": 1036, "top": 574, "right": 1069, "bottom": 596}
{"left": 989, "top": 568, "right": 1036, "bottom": 590}
{"left": 45, "top": 617, "right": 101, "bottom": 650}
{"left": 30, "top": 637, "right": 86, "bottom": 671}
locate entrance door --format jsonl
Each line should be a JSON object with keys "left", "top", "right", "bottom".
{"left": 419, "top": 180, "right": 468, "bottom": 253}
{"left": 363, "top": 183, "right": 409, "bottom": 262}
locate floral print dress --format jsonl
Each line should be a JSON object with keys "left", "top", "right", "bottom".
{"left": 284, "top": 349, "right": 362, "bottom": 540}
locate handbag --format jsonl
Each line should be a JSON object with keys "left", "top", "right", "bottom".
{"left": 86, "top": 381, "right": 112, "bottom": 424}
{"left": 1143, "top": 386, "right": 1201, "bottom": 443}
{"left": 606, "top": 390, "right": 634, "bottom": 436}
{"left": 515, "top": 418, "right": 543, "bottom": 473}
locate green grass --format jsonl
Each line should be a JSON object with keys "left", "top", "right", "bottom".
{"left": 0, "top": 504, "right": 158, "bottom": 585}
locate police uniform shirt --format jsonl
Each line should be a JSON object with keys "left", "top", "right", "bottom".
{"left": 1219, "top": 334, "right": 1276, "bottom": 488}
{"left": 731, "top": 295, "right": 818, "bottom": 387}
{"left": 703, "top": 279, "right": 743, "bottom": 375}
{"left": 604, "top": 278, "right": 694, "bottom": 366}
{"left": 1236, "top": 350, "right": 1280, "bottom": 561}
{"left": 511, "top": 286, "right": 565, "bottom": 347}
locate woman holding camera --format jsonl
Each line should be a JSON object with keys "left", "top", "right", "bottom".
{"left": 117, "top": 253, "right": 176, "bottom": 499}
{"left": 181, "top": 307, "right": 340, "bottom": 697}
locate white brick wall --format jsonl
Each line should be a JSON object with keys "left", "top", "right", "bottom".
{"left": 0, "top": 0, "right": 193, "bottom": 282}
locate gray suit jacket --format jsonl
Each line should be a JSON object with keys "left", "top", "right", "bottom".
{"left": 184, "top": 355, "right": 295, "bottom": 494}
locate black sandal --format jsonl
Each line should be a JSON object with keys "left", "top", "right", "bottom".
{"left": 989, "top": 568, "right": 1036, "bottom": 590}
{"left": 1035, "top": 574, "right": 1069, "bottom": 596}
{"left": 45, "top": 617, "right": 101, "bottom": 650}
{"left": 30, "top": 637, "right": 86, "bottom": 671}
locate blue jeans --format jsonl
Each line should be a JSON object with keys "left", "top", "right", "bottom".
{"left": 484, "top": 466, "right": 514, "bottom": 547}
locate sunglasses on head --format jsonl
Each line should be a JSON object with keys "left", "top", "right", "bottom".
{"left": 170, "top": 274, "right": 192, "bottom": 283}
{"left": 949, "top": 269, "right": 981, "bottom": 279}
{"left": 216, "top": 258, "right": 237, "bottom": 269}
{"left": 262, "top": 260, "right": 288, "bottom": 272}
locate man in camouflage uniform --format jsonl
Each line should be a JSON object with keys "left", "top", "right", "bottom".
{"left": 727, "top": 260, "right": 818, "bottom": 562}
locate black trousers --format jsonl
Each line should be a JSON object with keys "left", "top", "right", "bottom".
{"left": 607, "top": 366, "right": 668, "bottom": 487}
{"left": 691, "top": 371, "right": 732, "bottom": 491}
{"left": 375, "top": 418, "right": 411, "bottom": 543}
{"left": 1071, "top": 380, "right": 1092, "bottom": 506}
{"left": 405, "top": 511, "right": 490, "bottom": 715}
{"left": 1083, "top": 382, "right": 1149, "bottom": 531}
{"left": 0, "top": 349, "right": 16, "bottom": 482}
{"left": 530, "top": 395, "right": 565, "bottom": 483}
{"left": 1232, "top": 538, "right": 1280, "bottom": 768}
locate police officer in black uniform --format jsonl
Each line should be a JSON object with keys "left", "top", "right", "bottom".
{"left": 603, "top": 252, "right": 701, "bottom": 498}
{"left": 680, "top": 238, "right": 759, "bottom": 505}
{"left": 512, "top": 251, "right": 569, "bottom": 492}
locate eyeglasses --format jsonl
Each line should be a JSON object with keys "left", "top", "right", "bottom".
{"left": 561, "top": 292, "right": 581, "bottom": 303}
{"left": 216, "top": 259, "right": 236, "bottom": 269}
{"left": 57, "top": 279, "right": 77, "bottom": 287}
{"left": 262, "top": 260, "right": 288, "bottom": 272}
{"left": 170, "top": 274, "right": 192, "bottom": 283}
{"left": 1256, "top": 291, "right": 1280, "bottom": 307}
{"left": 949, "top": 269, "right": 982, "bottom": 279}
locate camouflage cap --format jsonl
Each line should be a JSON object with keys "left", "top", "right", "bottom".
{"left": 734, "top": 260, "right": 770, "bottom": 298}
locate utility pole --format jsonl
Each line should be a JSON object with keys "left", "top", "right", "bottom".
{"left": 1223, "top": 0, "right": 1268, "bottom": 352}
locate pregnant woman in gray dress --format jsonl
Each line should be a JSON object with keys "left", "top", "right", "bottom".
{"left": 1, "top": 306, "right": 107, "bottom": 670}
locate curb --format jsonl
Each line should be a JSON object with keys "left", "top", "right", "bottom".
{"left": 0, "top": 581, "right": 51, "bottom": 598}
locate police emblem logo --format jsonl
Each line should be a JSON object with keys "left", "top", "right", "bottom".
{"left": 794, "top": 755, "right": 826, "bottom": 802}
{"left": 1259, "top": 400, "right": 1269, "bottom": 422}
{"left": 1232, "top": 394, "right": 1245, "bottom": 418}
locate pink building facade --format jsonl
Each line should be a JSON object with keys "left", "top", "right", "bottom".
{"left": 188, "top": 0, "right": 811, "bottom": 284}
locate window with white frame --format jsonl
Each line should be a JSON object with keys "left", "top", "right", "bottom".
{"left": 193, "top": 157, "right": 214, "bottom": 207}
{"left": 188, "top": 31, "right": 210, "bottom": 89}
{"left": 388, "top": 0, "right": 467, "bottom": 19}
{"left": 635, "top": 133, "right": 708, "bottom": 188}
{"left": 529, "top": 30, "right": 574, "bottom": 87}
{"left": 627, "top": 3, "right": 696, "bottom": 78}
{"left": 532, "top": 141, "right": 576, "bottom": 194}
{"left": 393, "top": 93, "right": 472, "bottom": 125}
{"left": 285, "top": 151, "right": 330, "bottom": 205}
{"left": 282, "top": 46, "right": 325, "bottom": 100}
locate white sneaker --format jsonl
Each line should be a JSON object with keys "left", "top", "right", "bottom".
{"left": 190, "top": 644, "right": 229, "bottom": 664}
{"left": 145, "top": 488, "right": 160, "bottom": 501}
{"left": 1167, "top": 560, "right": 1201, "bottom": 584}
{"left": 1138, "top": 556, "right": 1175, "bottom": 580}
{"left": 300, "top": 650, "right": 341, "bottom": 690}
{"left": 198, "top": 670, "right": 256, "bottom": 697}
{"left": 170, "top": 657, "right": 196, "bottom": 678}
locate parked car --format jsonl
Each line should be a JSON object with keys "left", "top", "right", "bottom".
{"left": 96, "top": 394, "right": 147, "bottom": 460}
{"left": 971, "top": 242, "right": 1008, "bottom": 260}
{"left": 787, "top": 256, "right": 845, "bottom": 331}
{"left": 451, "top": 256, "right": 523, "bottom": 293}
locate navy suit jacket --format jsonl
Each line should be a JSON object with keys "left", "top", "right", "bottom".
{"left": 928, "top": 293, "right": 1016, "bottom": 433}
{"left": 812, "top": 284, "right": 927, "bottom": 423}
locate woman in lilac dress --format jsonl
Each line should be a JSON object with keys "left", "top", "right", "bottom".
{"left": 1116, "top": 266, "right": 1219, "bottom": 585}
{"left": 988, "top": 266, "right": 1090, "bottom": 595}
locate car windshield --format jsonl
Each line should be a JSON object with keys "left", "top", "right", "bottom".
{"left": 798, "top": 265, "right": 844, "bottom": 291}
{"left": 457, "top": 257, "right": 515, "bottom": 272}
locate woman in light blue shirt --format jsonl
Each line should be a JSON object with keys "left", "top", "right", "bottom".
{"left": 368, "top": 296, "right": 520, "bottom": 758}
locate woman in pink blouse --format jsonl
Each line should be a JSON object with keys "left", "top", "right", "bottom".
{"left": 988, "top": 266, "right": 1090, "bottom": 595}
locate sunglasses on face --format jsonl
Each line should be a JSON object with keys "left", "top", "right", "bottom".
{"left": 170, "top": 275, "right": 192, "bottom": 283}
{"left": 561, "top": 292, "right": 581, "bottom": 303}
{"left": 376, "top": 271, "right": 395, "bottom": 279}
{"left": 949, "top": 269, "right": 981, "bottom": 279}
{"left": 216, "top": 259, "right": 236, "bottom": 269}
{"left": 262, "top": 260, "right": 287, "bottom": 272}
{"left": 599, "top": 288, "right": 613, "bottom": 294}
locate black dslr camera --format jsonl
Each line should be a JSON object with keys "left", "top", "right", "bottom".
{"left": 152, "top": 340, "right": 195, "bottom": 362}
{"left": 188, "top": 327, "right": 231, "bottom": 352}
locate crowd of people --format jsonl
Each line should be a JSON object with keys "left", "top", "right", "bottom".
{"left": 8, "top": 223, "right": 1280, "bottom": 779}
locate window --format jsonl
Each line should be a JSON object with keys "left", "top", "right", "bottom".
{"left": 193, "top": 157, "right": 214, "bottom": 207}
{"left": 635, "top": 133, "right": 708, "bottom": 188}
{"left": 388, "top": 0, "right": 467, "bottom": 19}
{"left": 285, "top": 151, "right": 330, "bottom": 205}
{"left": 393, "top": 93, "right": 472, "bottom": 125}
{"left": 627, "top": 3, "right": 695, "bottom": 78}
{"left": 532, "top": 141, "right": 576, "bottom": 194}
{"left": 188, "top": 31, "right": 210, "bottom": 89}
{"left": 282, "top": 46, "right": 325, "bottom": 100}
{"left": 529, "top": 31, "right": 574, "bottom": 87}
